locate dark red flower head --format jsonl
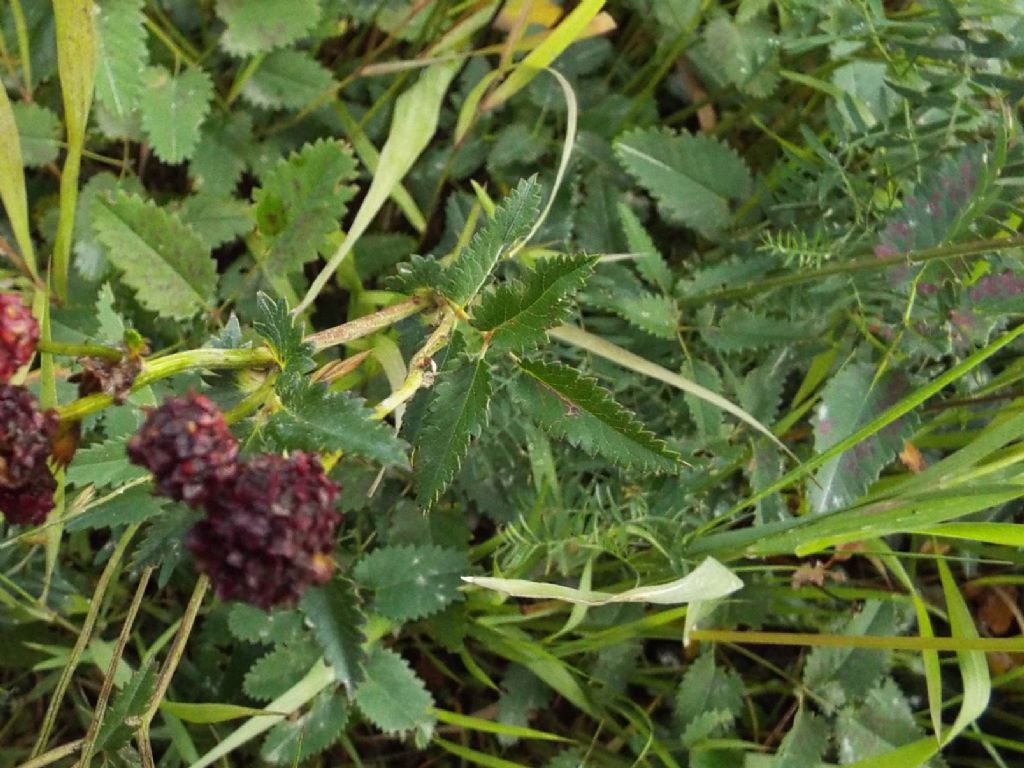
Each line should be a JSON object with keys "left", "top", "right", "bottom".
{"left": 0, "top": 383, "right": 58, "bottom": 525}
{"left": 187, "top": 452, "right": 340, "bottom": 608}
{"left": 127, "top": 391, "right": 238, "bottom": 508}
{"left": 0, "top": 293, "right": 39, "bottom": 382}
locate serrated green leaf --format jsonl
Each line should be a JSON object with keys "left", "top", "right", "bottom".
{"left": 139, "top": 66, "right": 214, "bottom": 164}
{"left": 129, "top": 507, "right": 198, "bottom": 587}
{"left": 682, "top": 709, "right": 734, "bottom": 748}
{"left": 610, "top": 292, "right": 679, "bottom": 339}
{"left": 616, "top": 128, "right": 752, "bottom": 237}
{"left": 268, "top": 375, "right": 408, "bottom": 466}
{"left": 190, "top": 112, "right": 252, "bottom": 196}
{"left": 94, "top": 0, "right": 147, "bottom": 130}
{"left": 242, "top": 49, "right": 336, "bottom": 110}
{"left": 228, "top": 604, "right": 304, "bottom": 646}
{"left": 803, "top": 601, "right": 897, "bottom": 712}
{"left": 260, "top": 688, "right": 349, "bottom": 765}
{"left": 66, "top": 485, "right": 166, "bottom": 531}
{"left": 253, "top": 293, "right": 313, "bottom": 373}
{"left": 701, "top": 308, "right": 812, "bottom": 352}
{"left": 703, "top": 14, "right": 780, "bottom": 97}
{"left": 216, "top": 0, "right": 321, "bottom": 56}
{"left": 441, "top": 178, "right": 543, "bottom": 305}
{"left": 179, "top": 192, "right": 254, "bottom": 249}
{"left": 300, "top": 580, "right": 366, "bottom": 690}
{"left": 473, "top": 254, "right": 597, "bottom": 354}
{"left": 354, "top": 544, "right": 469, "bottom": 622}
{"left": 96, "top": 659, "right": 157, "bottom": 751}
{"left": 65, "top": 439, "right": 146, "bottom": 489}
{"left": 810, "top": 364, "right": 919, "bottom": 514}
{"left": 353, "top": 647, "right": 435, "bottom": 735}
{"left": 675, "top": 652, "right": 744, "bottom": 731}
{"left": 245, "top": 637, "right": 319, "bottom": 701}
{"left": 92, "top": 192, "right": 216, "bottom": 319}
{"left": 253, "top": 138, "right": 357, "bottom": 277}
{"left": 769, "top": 707, "right": 828, "bottom": 768}
{"left": 414, "top": 358, "right": 493, "bottom": 505}
{"left": 511, "top": 360, "right": 680, "bottom": 472}
{"left": 835, "top": 678, "right": 928, "bottom": 764}
{"left": 74, "top": 173, "right": 145, "bottom": 281}
{"left": 11, "top": 101, "right": 60, "bottom": 167}
{"left": 617, "top": 203, "right": 672, "bottom": 292}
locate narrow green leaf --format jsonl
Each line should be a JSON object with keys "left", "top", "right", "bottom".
{"left": 296, "top": 60, "right": 458, "bottom": 314}
{"left": 253, "top": 293, "right": 313, "bottom": 373}
{"left": 512, "top": 359, "right": 680, "bottom": 472}
{"left": 442, "top": 178, "right": 543, "bottom": 305}
{"left": 92, "top": 192, "right": 216, "bottom": 319}
{"left": 0, "top": 69, "right": 35, "bottom": 274}
{"left": 161, "top": 701, "right": 281, "bottom": 724}
{"left": 414, "top": 358, "right": 493, "bottom": 505}
{"left": 473, "top": 254, "right": 597, "bottom": 353}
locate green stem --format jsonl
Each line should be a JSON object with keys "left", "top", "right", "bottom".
{"left": 225, "top": 54, "right": 265, "bottom": 105}
{"left": 677, "top": 236, "right": 1024, "bottom": 308}
{"left": 57, "top": 347, "right": 276, "bottom": 422}
{"left": 78, "top": 567, "right": 153, "bottom": 768}
{"left": 372, "top": 308, "right": 456, "bottom": 420}
{"left": 306, "top": 295, "right": 429, "bottom": 352}
{"left": 134, "top": 575, "right": 209, "bottom": 768}
{"left": 31, "top": 524, "right": 140, "bottom": 757}
{"left": 9, "top": 0, "right": 31, "bottom": 96}
{"left": 690, "top": 628, "right": 1024, "bottom": 652}
{"left": 36, "top": 340, "right": 124, "bottom": 361}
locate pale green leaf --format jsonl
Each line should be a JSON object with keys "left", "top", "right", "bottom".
{"left": 353, "top": 647, "right": 435, "bottom": 735}
{"left": 94, "top": 0, "right": 147, "bottom": 129}
{"left": 92, "top": 192, "right": 216, "bottom": 319}
{"left": 228, "top": 604, "right": 303, "bottom": 646}
{"left": 355, "top": 544, "right": 469, "bottom": 622}
{"left": 0, "top": 86, "right": 35, "bottom": 273}
{"left": 463, "top": 558, "right": 743, "bottom": 606}
{"left": 139, "top": 66, "right": 214, "bottom": 164}
{"left": 616, "top": 127, "right": 752, "bottom": 237}
{"left": 414, "top": 357, "right": 493, "bottom": 506}
{"left": 11, "top": 101, "right": 60, "bottom": 167}
{"left": 178, "top": 192, "right": 253, "bottom": 249}
{"left": 242, "top": 49, "right": 336, "bottom": 110}
{"left": 216, "top": 0, "right": 322, "bottom": 56}
{"left": 65, "top": 439, "right": 146, "bottom": 489}
{"left": 161, "top": 701, "right": 281, "bottom": 724}
{"left": 296, "top": 61, "right": 459, "bottom": 314}
{"left": 702, "top": 14, "right": 779, "bottom": 97}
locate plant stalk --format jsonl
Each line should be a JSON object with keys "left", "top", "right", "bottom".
{"left": 37, "top": 340, "right": 124, "bottom": 361}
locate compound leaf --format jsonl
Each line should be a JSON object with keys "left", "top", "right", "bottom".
{"left": 473, "top": 254, "right": 597, "bottom": 353}
{"left": 442, "top": 177, "right": 543, "bottom": 305}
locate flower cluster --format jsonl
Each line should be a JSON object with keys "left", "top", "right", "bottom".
{"left": 0, "top": 295, "right": 58, "bottom": 527}
{"left": 128, "top": 392, "right": 340, "bottom": 607}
